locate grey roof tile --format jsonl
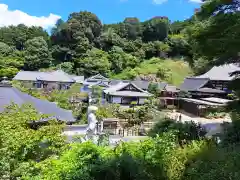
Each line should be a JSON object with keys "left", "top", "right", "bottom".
{"left": 70, "top": 75, "right": 84, "bottom": 83}
{"left": 86, "top": 74, "right": 109, "bottom": 81}
{"left": 180, "top": 77, "right": 209, "bottom": 92}
{"left": 13, "top": 71, "right": 46, "bottom": 81}
{"left": 196, "top": 88, "right": 226, "bottom": 94}
{"left": 104, "top": 82, "right": 130, "bottom": 94}
{"left": 109, "top": 80, "right": 150, "bottom": 90}
{"left": 14, "top": 70, "right": 77, "bottom": 83}
{"left": 196, "top": 63, "right": 240, "bottom": 81}
{"left": 90, "top": 81, "right": 110, "bottom": 88}
{"left": 108, "top": 91, "right": 152, "bottom": 97}
{"left": 131, "top": 80, "right": 150, "bottom": 90}
{"left": 104, "top": 82, "right": 152, "bottom": 97}
{"left": 108, "top": 80, "right": 123, "bottom": 86}
{"left": 0, "top": 86, "right": 76, "bottom": 122}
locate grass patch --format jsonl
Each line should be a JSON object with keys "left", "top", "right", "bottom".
{"left": 111, "top": 58, "right": 192, "bottom": 86}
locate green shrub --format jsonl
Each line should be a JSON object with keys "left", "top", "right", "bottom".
{"left": 148, "top": 118, "right": 207, "bottom": 144}
{"left": 183, "top": 144, "right": 240, "bottom": 180}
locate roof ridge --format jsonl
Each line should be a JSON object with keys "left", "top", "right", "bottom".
{"left": 129, "top": 82, "right": 145, "bottom": 92}
{"left": 186, "top": 77, "right": 210, "bottom": 80}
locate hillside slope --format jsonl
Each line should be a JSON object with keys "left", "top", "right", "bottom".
{"left": 112, "top": 58, "right": 192, "bottom": 86}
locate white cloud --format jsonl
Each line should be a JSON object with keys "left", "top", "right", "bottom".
{"left": 188, "top": 0, "right": 203, "bottom": 3}
{"left": 0, "top": 4, "right": 61, "bottom": 29}
{"left": 153, "top": 0, "right": 168, "bottom": 5}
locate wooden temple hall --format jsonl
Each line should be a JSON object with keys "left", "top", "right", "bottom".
{"left": 161, "top": 64, "right": 240, "bottom": 116}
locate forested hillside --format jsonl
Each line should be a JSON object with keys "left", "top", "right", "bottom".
{"left": 0, "top": 12, "right": 193, "bottom": 82}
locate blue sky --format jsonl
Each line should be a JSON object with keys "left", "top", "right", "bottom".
{"left": 0, "top": 0, "right": 201, "bottom": 29}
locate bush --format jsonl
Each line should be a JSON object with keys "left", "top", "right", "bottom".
{"left": 165, "top": 140, "right": 213, "bottom": 180}
{"left": 148, "top": 118, "right": 207, "bottom": 144}
{"left": 182, "top": 144, "right": 240, "bottom": 180}
{"left": 30, "top": 132, "right": 178, "bottom": 180}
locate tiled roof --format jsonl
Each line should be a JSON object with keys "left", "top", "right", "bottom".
{"left": 108, "top": 80, "right": 125, "bottom": 86}
{"left": 14, "top": 71, "right": 46, "bottom": 81}
{"left": 131, "top": 80, "right": 150, "bottom": 90}
{"left": 201, "top": 97, "right": 232, "bottom": 104}
{"left": 14, "top": 70, "right": 80, "bottom": 83}
{"left": 0, "top": 86, "right": 76, "bottom": 123}
{"left": 180, "top": 77, "right": 209, "bottom": 92}
{"left": 196, "top": 64, "right": 240, "bottom": 81}
{"left": 104, "top": 82, "right": 130, "bottom": 94}
{"left": 181, "top": 98, "right": 225, "bottom": 106}
{"left": 196, "top": 88, "right": 226, "bottom": 94}
{"left": 108, "top": 80, "right": 150, "bottom": 90}
{"left": 108, "top": 91, "right": 152, "bottom": 97}
{"left": 89, "top": 81, "right": 110, "bottom": 88}
{"left": 85, "top": 74, "right": 109, "bottom": 81}
{"left": 70, "top": 75, "right": 84, "bottom": 83}
{"left": 104, "top": 82, "right": 152, "bottom": 97}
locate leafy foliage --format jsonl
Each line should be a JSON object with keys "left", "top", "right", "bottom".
{"left": 28, "top": 132, "right": 179, "bottom": 180}
{"left": 24, "top": 37, "right": 52, "bottom": 70}
{"left": 0, "top": 104, "right": 66, "bottom": 179}
{"left": 148, "top": 118, "right": 207, "bottom": 144}
{"left": 112, "top": 58, "right": 192, "bottom": 85}
{"left": 0, "top": 11, "right": 193, "bottom": 80}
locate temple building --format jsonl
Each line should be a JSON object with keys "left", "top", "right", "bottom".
{"left": 103, "top": 82, "right": 152, "bottom": 105}
{"left": 176, "top": 64, "right": 240, "bottom": 116}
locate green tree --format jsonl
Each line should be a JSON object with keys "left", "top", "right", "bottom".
{"left": 0, "top": 24, "right": 48, "bottom": 51}
{"left": 187, "top": 0, "right": 240, "bottom": 66}
{"left": 29, "top": 132, "right": 178, "bottom": 180}
{"left": 99, "top": 28, "right": 124, "bottom": 51}
{"left": 24, "top": 37, "right": 52, "bottom": 70}
{"left": 0, "top": 42, "right": 12, "bottom": 56}
{"left": 0, "top": 54, "right": 24, "bottom": 78}
{"left": 75, "top": 48, "right": 110, "bottom": 77}
{"left": 0, "top": 104, "right": 66, "bottom": 179}
{"left": 167, "top": 34, "right": 191, "bottom": 58}
{"left": 119, "top": 17, "right": 142, "bottom": 40}
{"left": 148, "top": 82, "right": 159, "bottom": 96}
{"left": 143, "top": 17, "right": 170, "bottom": 42}
{"left": 148, "top": 118, "right": 206, "bottom": 144}
{"left": 156, "top": 67, "right": 172, "bottom": 81}
{"left": 56, "top": 62, "right": 74, "bottom": 74}
{"left": 109, "top": 46, "right": 140, "bottom": 73}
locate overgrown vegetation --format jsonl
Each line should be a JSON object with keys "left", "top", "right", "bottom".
{"left": 112, "top": 57, "right": 192, "bottom": 85}
{"left": 0, "top": 104, "right": 66, "bottom": 179}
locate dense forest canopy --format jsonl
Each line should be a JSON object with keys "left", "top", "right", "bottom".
{"left": 0, "top": 11, "right": 193, "bottom": 80}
